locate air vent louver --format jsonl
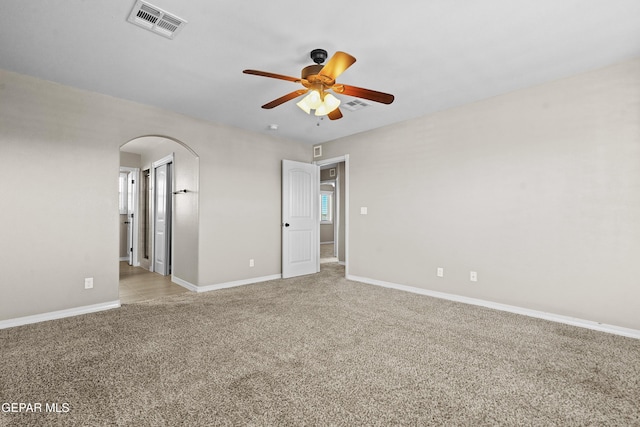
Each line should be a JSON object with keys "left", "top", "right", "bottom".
{"left": 127, "top": 0, "right": 186, "bottom": 39}
{"left": 342, "top": 99, "right": 370, "bottom": 112}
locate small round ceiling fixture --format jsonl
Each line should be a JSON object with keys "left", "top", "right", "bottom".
{"left": 310, "top": 49, "right": 328, "bottom": 64}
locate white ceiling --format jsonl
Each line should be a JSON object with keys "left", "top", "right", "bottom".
{"left": 1, "top": 1, "right": 639, "bottom": 145}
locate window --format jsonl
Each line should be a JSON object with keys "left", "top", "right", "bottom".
{"left": 320, "top": 191, "right": 333, "bottom": 223}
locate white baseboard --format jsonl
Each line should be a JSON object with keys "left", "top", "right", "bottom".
{"left": 0, "top": 300, "right": 121, "bottom": 330}
{"left": 320, "top": 241, "right": 334, "bottom": 245}
{"left": 347, "top": 274, "right": 640, "bottom": 340}
{"left": 172, "top": 274, "right": 282, "bottom": 293}
{"left": 197, "top": 274, "right": 282, "bottom": 293}
{"left": 171, "top": 275, "right": 198, "bottom": 292}
{"left": 119, "top": 257, "right": 129, "bottom": 261}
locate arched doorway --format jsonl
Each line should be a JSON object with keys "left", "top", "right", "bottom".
{"left": 118, "top": 135, "right": 199, "bottom": 302}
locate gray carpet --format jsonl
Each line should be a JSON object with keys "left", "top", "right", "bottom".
{"left": 1, "top": 263, "right": 639, "bottom": 426}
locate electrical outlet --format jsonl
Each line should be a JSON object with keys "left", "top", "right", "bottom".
{"left": 84, "top": 277, "right": 94, "bottom": 289}
{"left": 470, "top": 271, "right": 478, "bottom": 282}
{"left": 436, "top": 267, "right": 444, "bottom": 277}
{"left": 249, "top": 259, "right": 255, "bottom": 267}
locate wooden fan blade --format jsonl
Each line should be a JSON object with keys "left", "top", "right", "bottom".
{"left": 261, "top": 89, "right": 308, "bottom": 109}
{"left": 328, "top": 108, "right": 343, "bottom": 120}
{"left": 337, "top": 84, "right": 395, "bottom": 104}
{"left": 319, "top": 51, "right": 356, "bottom": 81}
{"left": 243, "top": 69, "right": 300, "bottom": 83}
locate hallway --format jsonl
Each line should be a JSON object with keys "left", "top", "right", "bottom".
{"left": 119, "top": 262, "right": 188, "bottom": 304}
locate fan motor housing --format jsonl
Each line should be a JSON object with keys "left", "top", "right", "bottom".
{"left": 301, "top": 64, "right": 323, "bottom": 79}
{"left": 301, "top": 64, "right": 334, "bottom": 86}
{"left": 301, "top": 49, "right": 335, "bottom": 86}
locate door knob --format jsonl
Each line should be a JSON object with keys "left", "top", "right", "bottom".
{"left": 124, "top": 221, "right": 131, "bottom": 224}
{"left": 284, "top": 223, "right": 290, "bottom": 227}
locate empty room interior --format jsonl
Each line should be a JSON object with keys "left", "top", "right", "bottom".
{"left": 1, "top": 1, "right": 639, "bottom": 425}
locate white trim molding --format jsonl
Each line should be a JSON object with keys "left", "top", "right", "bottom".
{"left": 0, "top": 301, "right": 121, "bottom": 330}
{"left": 171, "top": 275, "right": 198, "bottom": 292}
{"left": 196, "top": 274, "right": 282, "bottom": 293}
{"left": 347, "top": 275, "right": 640, "bottom": 340}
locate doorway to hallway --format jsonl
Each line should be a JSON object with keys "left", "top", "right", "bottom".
{"left": 317, "top": 157, "right": 348, "bottom": 271}
{"left": 119, "top": 262, "right": 187, "bottom": 303}
{"left": 118, "top": 135, "right": 200, "bottom": 299}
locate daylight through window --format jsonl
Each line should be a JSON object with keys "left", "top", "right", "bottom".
{"left": 320, "top": 191, "right": 333, "bottom": 223}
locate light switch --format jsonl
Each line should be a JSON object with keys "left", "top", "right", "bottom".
{"left": 360, "top": 207, "right": 368, "bottom": 215}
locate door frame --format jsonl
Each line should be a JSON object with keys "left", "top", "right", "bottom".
{"left": 314, "top": 154, "right": 349, "bottom": 276}
{"left": 151, "top": 154, "right": 174, "bottom": 274}
{"left": 120, "top": 166, "right": 140, "bottom": 266}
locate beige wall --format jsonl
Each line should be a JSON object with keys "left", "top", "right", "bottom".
{"left": 120, "top": 151, "right": 141, "bottom": 168}
{"left": 0, "top": 69, "right": 309, "bottom": 321}
{"left": 318, "top": 58, "right": 640, "bottom": 330}
{"left": 320, "top": 225, "right": 333, "bottom": 244}
{"left": 3, "top": 58, "right": 639, "bottom": 331}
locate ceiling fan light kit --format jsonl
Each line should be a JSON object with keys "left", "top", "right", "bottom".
{"left": 296, "top": 89, "right": 321, "bottom": 114}
{"left": 296, "top": 89, "right": 341, "bottom": 116}
{"left": 313, "top": 93, "right": 341, "bottom": 116}
{"left": 243, "top": 49, "right": 394, "bottom": 121}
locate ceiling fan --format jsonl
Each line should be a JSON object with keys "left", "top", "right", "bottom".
{"left": 243, "top": 49, "right": 394, "bottom": 120}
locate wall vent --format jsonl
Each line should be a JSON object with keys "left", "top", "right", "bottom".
{"left": 127, "top": 0, "right": 187, "bottom": 39}
{"left": 342, "top": 99, "right": 370, "bottom": 112}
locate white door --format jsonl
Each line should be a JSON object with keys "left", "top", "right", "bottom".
{"left": 126, "top": 172, "right": 135, "bottom": 265}
{"left": 154, "top": 162, "right": 172, "bottom": 275}
{"left": 282, "top": 160, "right": 319, "bottom": 278}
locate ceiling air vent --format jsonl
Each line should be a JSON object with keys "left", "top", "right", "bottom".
{"left": 127, "top": 0, "right": 187, "bottom": 39}
{"left": 342, "top": 99, "right": 370, "bottom": 112}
